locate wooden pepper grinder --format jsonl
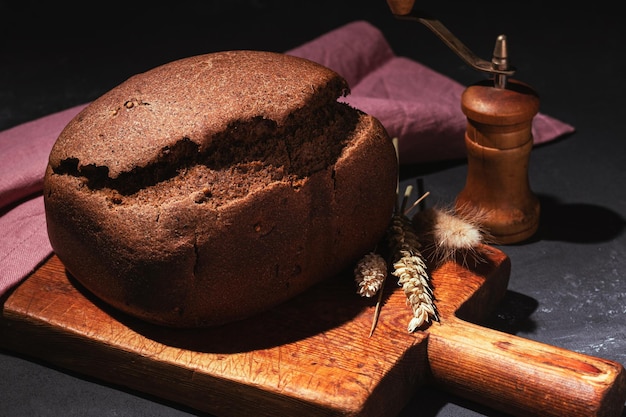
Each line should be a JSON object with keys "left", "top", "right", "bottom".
{"left": 455, "top": 35, "right": 540, "bottom": 244}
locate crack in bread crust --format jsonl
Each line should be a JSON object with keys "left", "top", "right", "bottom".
{"left": 51, "top": 102, "right": 361, "bottom": 209}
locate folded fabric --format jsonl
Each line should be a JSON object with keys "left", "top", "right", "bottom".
{"left": 1, "top": 104, "right": 87, "bottom": 296}
{"left": 0, "top": 20, "right": 575, "bottom": 297}
{"left": 0, "top": 104, "right": 89, "bottom": 209}
{"left": 0, "top": 196, "right": 52, "bottom": 294}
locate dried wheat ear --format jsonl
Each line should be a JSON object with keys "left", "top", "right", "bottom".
{"left": 354, "top": 185, "right": 489, "bottom": 335}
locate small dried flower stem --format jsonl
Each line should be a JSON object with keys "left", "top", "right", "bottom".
{"left": 404, "top": 191, "right": 430, "bottom": 217}
{"left": 400, "top": 184, "right": 413, "bottom": 213}
{"left": 370, "top": 284, "right": 386, "bottom": 337}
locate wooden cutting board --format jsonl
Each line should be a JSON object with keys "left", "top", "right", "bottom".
{"left": 1, "top": 245, "right": 625, "bottom": 417}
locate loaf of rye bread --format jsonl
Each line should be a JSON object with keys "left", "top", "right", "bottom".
{"left": 43, "top": 50, "right": 398, "bottom": 327}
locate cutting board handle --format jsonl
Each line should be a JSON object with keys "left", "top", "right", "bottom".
{"left": 428, "top": 318, "right": 626, "bottom": 417}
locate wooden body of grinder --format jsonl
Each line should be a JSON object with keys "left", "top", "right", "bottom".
{"left": 456, "top": 37, "right": 540, "bottom": 244}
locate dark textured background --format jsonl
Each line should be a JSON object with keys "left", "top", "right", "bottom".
{"left": 2, "top": 1, "right": 625, "bottom": 416}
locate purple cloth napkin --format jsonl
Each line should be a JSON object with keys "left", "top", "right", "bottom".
{"left": 0, "top": 21, "right": 574, "bottom": 297}
{"left": 1, "top": 104, "right": 87, "bottom": 296}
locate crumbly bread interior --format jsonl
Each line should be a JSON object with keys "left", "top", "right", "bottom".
{"left": 52, "top": 101, "right": 360, "bottom": 209}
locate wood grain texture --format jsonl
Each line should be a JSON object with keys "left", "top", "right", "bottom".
{"left": 1, "top": 245, "right": 625, "bottom": 417}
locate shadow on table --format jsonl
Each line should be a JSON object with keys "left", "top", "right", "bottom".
{"left": 533, "top": 194, "right": 625, "bottom": 244}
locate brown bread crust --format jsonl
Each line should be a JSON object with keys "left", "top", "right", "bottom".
{"left": 44, "top": 50, "right": 398, "bottom": 327}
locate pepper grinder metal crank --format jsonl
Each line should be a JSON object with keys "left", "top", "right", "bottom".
{"left": 387, "top": 1, "right": 540, "bottom": 244}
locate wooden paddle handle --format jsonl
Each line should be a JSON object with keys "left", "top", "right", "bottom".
{"left": 428, "top": 319, "right": 626, "bottom": 417}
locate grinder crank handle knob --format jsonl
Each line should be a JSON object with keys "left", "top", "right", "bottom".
{"left": 428, "top": 318, "right": 626, "bottom": 417}
{"left": 386, "top": 0, "right": 416, "bottom": 16}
